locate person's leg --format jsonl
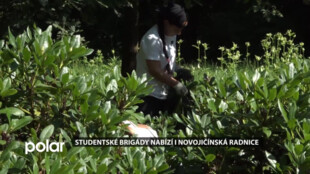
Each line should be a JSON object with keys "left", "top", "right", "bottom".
{"left": 137, "top": 96, "right": 166, "bottom": 117}
{"left": 166, "top": 91, "right": 180, "bottom": 114}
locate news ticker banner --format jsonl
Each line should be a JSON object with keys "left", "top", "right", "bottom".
{"left": 73, "top": 138, "right": 261, "bottom": 147}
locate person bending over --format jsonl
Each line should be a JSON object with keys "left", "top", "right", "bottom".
{"left": 136, "top": 3, "right": 189, "bottom": 116}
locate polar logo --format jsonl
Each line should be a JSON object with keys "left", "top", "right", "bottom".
{"left": 25, "top": 140, "right": 65, "bottom": 154}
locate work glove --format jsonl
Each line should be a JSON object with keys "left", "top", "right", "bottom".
{"left": 173, "top": 82, "right": 188, "bottom": 96}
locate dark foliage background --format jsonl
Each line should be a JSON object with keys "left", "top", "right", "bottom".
{"left": 1, "top": 0, "right": 310, "bottom": 64}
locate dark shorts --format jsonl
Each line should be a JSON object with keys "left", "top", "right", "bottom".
{"left": 137, "top": 95, "right": 179, "bottom": 117}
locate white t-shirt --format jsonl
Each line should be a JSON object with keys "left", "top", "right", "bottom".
{"left": 136, "top": 25, "right": 177, "bottom": 100}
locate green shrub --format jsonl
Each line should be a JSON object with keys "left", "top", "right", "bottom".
{"left": 1, "top": 26, "right": 310, "bottom": 174}
{"left": 0, "top": 26, "right": 172, "bottom": 174}
{"left": 174, "top": 31, "right": 310, "bottom": 173}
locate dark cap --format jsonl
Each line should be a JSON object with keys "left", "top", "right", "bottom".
{"left": 159, "top": 3, "right": 187, "bottom": 28}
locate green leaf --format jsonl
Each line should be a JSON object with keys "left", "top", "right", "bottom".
{"left": 60, "top": 128, "right": 71, "bottom": 143}
{"left": 154, "top": 155, "right": 165, "bottom": 168}
{"left": 113, "top": 66, "right": 121, "bottom": 80}
{"left": 55, "top": 161, "right": 78, "bottom": 174}
{"left": 192, "top": 112, "right": 201, "bottom": 124}
{"left": 0, "top": 140, "right": 6, "bottom": 145}
{"left": 31, "top": 128, "right": 38, "bottom": 144}
{"left": 236, "top": 91, "right": 244, "bottom": 101}
{"left": 268, "top": 87, "right": 277, "bottom": 101}
{"left": 217, "top": 120, "right": 223, "bottom": 129}
{"left": 0, "top": 141, "right": 20, "bottom": 161}
{"left": 243, "top": 72, "right": 252, "bottom": 86}
{"left": 252, "top": 69, "right": 261, "bottom": 84}
{"left": 285, "top": 129, "right": 292, "bottom": 141}
{"left": 126, "top": 76, "right": 139, "bottom": 91}
{"left": 304, "top": 133, "right": 310, "bottom": 141}
{"left": 11, "top": 116, "right": 33, "bottom": 132}
{"left": 292, "top": 91, "right": 299, "bottom": 101}
{"left": 50, "top": 157, "right": 61, "bottom": 174}
{"left": 207, "top": 98, "right": 217, "bottom": 113}
{"left": 285, "top": 88, "right": 299, "bottom": 100}
{"left": 71, "top": 35, "right": 81, "bottom": 48}
{"left": 303, "top": 119, "right": 310, "bottom": 133}
{"left": 107, "top": 161, "right": 118, "bottom": 172}
{"left": 1, "top": 89, "right": 18, "bottom": 97}
{"left": 89, "top": 158, "right": 97, "bottom": 173}
{"left": 125, "top": 148, "right": 133, "bottom": 167}
{"left": 0, "top": 40, "right": 4, "bottom": 48}
{"left": 109, "top": 110, "right": 128, "bottom": 126}
{"left": 16, "top": 34, "right": 26, "bottom": 51}
{"left": 0, "top": 107, "right": 24, "bottom": 116}
{"left": 289, "top": 63, "right": 295, "bottom": 79}
{"left": 45, "top": 153, "right": 51, "bottom": 174}
{"left": 256, "top": 77, "right": 264, "bottom": 87}
{"left": 96, "top": 0, "right": 108, "bottom": 8}
{"left": 277, "top": 85, "right": 287, "bottom": 99}
{"left": 33, "top": 161, "right": 39, "bottom": 174}
{"left": 236, "top": 72, "right": 247, "bottom": 91}
{"left": 97, "top": 164, "right": 108, "bottom": 173}
{"left": 173, "top": 113, "right": 184, "bottom": 124}
{"left": 1, "top": 49, "right": 16, "bottom": 64}
{"left": 106, "top": 79, "right": 118, "bottom": 93}
{"left": 263, "top": 81, "right": 268, "bottom": 99}
{"left": 45, "top": 25, "right": 53, "bottom": 35}
{"left": 265, "top": 151, "right": 277, "bottom": 169}
{"left": 76, "top": 77, "right": 87, "bottom": 94}
{"left": 200, "top": 114, "right": 208, "bottom": 128}
{"left": 295, "top": 144, "right": 304, "bottom": 156}
{"left": 66, "top": 147, "right": 84, "bottom": 161}
{"left": 44, "top": 55, "right": 55, "bottom": 66}
{"left": 76, "top": 121, "right": 87, "bottom": 137}
{"left": 35, "top": 83, "right": 57, "bottom": 93}
{"left": 255, "top": 86, "right": 266, "bottom": 99}
{"left": 33, "top": 39, "right": 42, "bottom": 57}
{"left": 285, "top": 141, "right": 294, "bottom": 153}
{"left": 218, "top": 100, "right": 228, "bottom": 113}
{"left": 27, "top": 27, "right": 32, "bottom": 40}
{"left": 2, "top": 78, "right": 11, "bottom": 90}
{"left": 1, "top": 78, "right": 13, "bottom": 96}
{"left": 290, "top": 74, "right": 303, "bottom": 88}
{"left": 12, "top": 158, "right": 26, "bottom": 170}
{"left": 250, "top": 119, "right": 259, "bottom": 126}
{"left": 263, "top": 127, "right": 272, "bottom": 138}
{"left": 227, "top": 147, "right": 240, "bottom": 153}
{"left": 217, "top": 80, "right": 227, "bottom": 97}
{"left": 278, "top": 99, "right": 288, "bottom": 122}
{"left": 40, "top": 125, "right": 54, "bottom": 141}
{"left": 205, "top": 154, "right": 216, "bottom": 162}
{"left": 288, "top": 102, "right": 297, "bottom": 119}
{"left": 157, "top": 163, "right": 169, "bottom": 172}
{"left": 8, "top": 27, "right": 16, "bottom": 48}
{"left": 60, "top": 67, "right": 70, "bottom": 84}
{"left": 287, "top": 119, "right": 296, "bottom": 130}
{"left": 68, "top": 47, "right": 93, "bottom": 60}
{"left": 81, "top": 100, "right": 89, "bottom": 115}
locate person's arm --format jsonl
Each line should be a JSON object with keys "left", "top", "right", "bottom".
{"left": 146, "top": 60, "right": 178, "bottom": 87}
{"left": 141, "top": 34, "right": 187, "bottom": 95}
{"left": 147, "top": 60, "right": 188, "bottom": 96}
